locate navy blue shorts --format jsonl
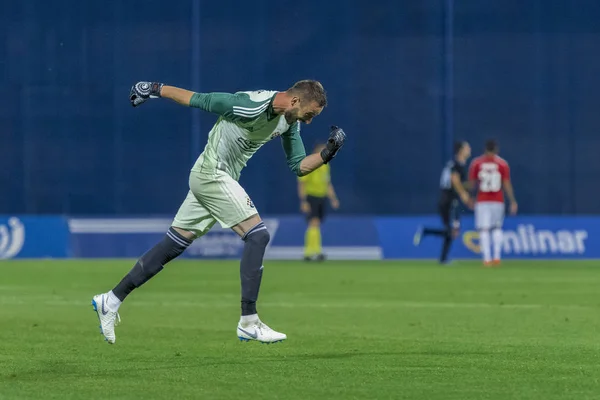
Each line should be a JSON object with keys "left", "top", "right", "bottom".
{"left": 438, "top": 199, "right": 460, "bottom": 230}
{"left": 306, "top": 195, "right": 327, "bottom": 221}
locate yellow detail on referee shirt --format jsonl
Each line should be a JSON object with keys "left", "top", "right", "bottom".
{"left": 298, "top": 164, "right": 330, "bottom": 198}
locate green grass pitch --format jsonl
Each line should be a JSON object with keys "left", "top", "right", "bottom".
{"left": 1, "top": 259, "right": 600, "bottom": 399}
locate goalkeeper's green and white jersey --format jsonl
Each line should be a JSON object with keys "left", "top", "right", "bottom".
{"left": 189, "top": 90, "right": 306, "bottom": 180}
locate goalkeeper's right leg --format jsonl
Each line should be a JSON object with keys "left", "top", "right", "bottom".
{"left": 91, "top": 226, "right": 193, "bottom": 344}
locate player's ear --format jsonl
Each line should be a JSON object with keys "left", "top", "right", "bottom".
{"left": 290, "top": 96, "right": 300, "bottom": 107}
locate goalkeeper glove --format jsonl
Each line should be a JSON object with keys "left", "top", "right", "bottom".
{"left": 130, "top": 82, "right": 164, "bottom": 107}
{"left": 320, "top": 125, "right": 346, "bottom": 164}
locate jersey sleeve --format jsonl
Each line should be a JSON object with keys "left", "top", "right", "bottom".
{"left": 281, "top": 122, "right": 306, "bottom": 176}
{"left": 189, "top": 92, "right": 271, "bottom": 119}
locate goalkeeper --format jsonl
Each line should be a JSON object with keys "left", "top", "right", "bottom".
{"left": 91, "top": 80, "right": 346, "bottom": 345}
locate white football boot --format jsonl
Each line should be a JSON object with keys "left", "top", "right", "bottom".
{"left": 91, "top": 293, "right": 121, "bottom": 344}
{"left": 237, "top": 319, "right": 287, "bottom": 344}
{"left": 413, "top": 225, "right": 424, "bottom": 246}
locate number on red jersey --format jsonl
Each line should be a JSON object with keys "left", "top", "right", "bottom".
{"left": 469, "top": 156, "right": 510, "bottom": 202}
{"left": 478, "top": 163, "right": 503, "bottom": 192}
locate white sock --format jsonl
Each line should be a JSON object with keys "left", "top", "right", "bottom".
{"left": 479, "top": 230, "right": 491, "bottom": 263}
{"left": 240, "top": 314, "right": 259, "bottom": 326}
{"left": 492, "top": 229, "right": 503, "bottom": 260}
{"left": 106, "top": 290, "right": 122, "bottom": 312}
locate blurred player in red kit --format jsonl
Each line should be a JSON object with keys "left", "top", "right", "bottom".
{"left": 468, "top": 139, "right": 518, "bottom": 266}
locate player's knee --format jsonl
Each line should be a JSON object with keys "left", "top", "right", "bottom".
{"left": 243, "top": 225, "right": 270, "bottom": 248}
{"left": 255, "top": 229, "right": 270, "bottom": 247}
{"left": 247, "top": 229, "right": 270, "bottom": 251}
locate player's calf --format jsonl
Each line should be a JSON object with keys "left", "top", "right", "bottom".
{"left": 91, "top": 227, "right": 193, "bottom": 344}
{"left": 304, "top": 217, "right": 323, "bottom": 260}
{"left": 110, "top": 227, "right": 193, "bottom": 304}
{"left": 491, "top": 228, "right": 503, "bottom": 265}
{"left": 240, "top": 221, "right": 270, "bottom": 318}
{"left": 440, "top": 229, "right": 454, "bottom": 264}
{"left": 479, "top": 228, "right": 492, "bottom": 265}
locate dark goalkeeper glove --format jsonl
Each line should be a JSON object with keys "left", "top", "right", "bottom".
{"left": 320, "top": 125, "right": 346, "bottom": 164}
{"left": 129, "top": 82, "right": 164, "bottom": 107}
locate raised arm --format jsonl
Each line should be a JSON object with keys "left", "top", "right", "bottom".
{"left": 281, "top": 122, "right": 311, "bottom": 176}
{"left": 159, "top": 85, "right": 195, "bottom": 106}
{"left": 281, "top": 124, "right": 346, "bottom": 176}
{"left": 130, "top": 82, "right": 272, "bottom": 118}
{"left": 164, "top": 86, "right": 266, "bottom": 117}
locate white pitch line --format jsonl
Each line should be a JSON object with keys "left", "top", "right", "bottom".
{"left": 0, "top": 296, "right": 595, "bottom": 311}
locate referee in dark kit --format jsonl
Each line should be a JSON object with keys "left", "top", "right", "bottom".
{"left": 414, "top": 141, "right": 473, "bottom": 264}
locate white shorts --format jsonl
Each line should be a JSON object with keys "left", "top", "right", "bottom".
{"left": 475, "top": 202, "right": 505, "bottom": 230}
{"left": 172, "top": 169, "right": 259, "bottom": 237}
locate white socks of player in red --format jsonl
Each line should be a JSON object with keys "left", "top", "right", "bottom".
{"left": 480, "top": 229, "right": 503, "bottom": 264}
{"left": 492, "top": 229, "right": 503, "bottom": 261}
{"left": 479, "top": 230, "right": 492, "bottom": 262}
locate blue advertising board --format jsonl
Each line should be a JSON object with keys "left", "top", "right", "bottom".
{"left": 0, "top": 216, "right": 70, "bottom": 259}
{"left": 69, "top": 215, "right": 599, "bottom": 260}
{"left": 67, "top": 216, "right": 382, "bottom": 260}
{"left": 0, "top": 215, "right": 598, "bottom": 260}
{"left": 376, "top": 216, "right": 599, "bottom": 260}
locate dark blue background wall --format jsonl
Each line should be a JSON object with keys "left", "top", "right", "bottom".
{"left": 1, "top": 0, "right": 599, "bottom": 215}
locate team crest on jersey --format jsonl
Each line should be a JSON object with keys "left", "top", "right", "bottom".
{"left": 246, "top": 196, "right": 255, "bottom": 209}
